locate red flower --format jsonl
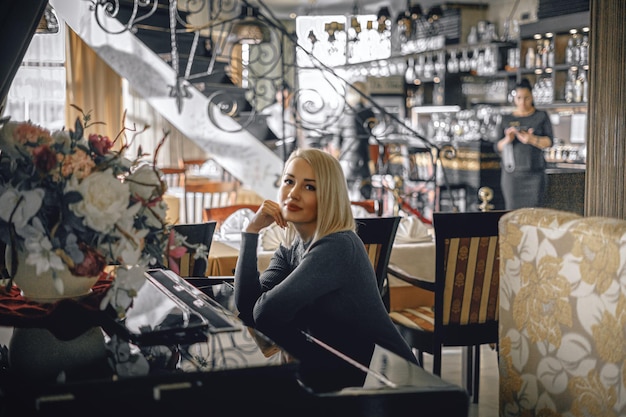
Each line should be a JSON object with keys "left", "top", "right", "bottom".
{"left": 88, "top": 133, "right": 113, "bottom": 156}
{"left": 32, "top": 145, "right": 57, "bottom": 173}
{"left": 70, "top": 244, "right": 107, "bottom": 277}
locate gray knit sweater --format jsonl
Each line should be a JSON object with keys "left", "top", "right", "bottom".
{"left": 234, "top": 230, "right": 417, "bottom": 392}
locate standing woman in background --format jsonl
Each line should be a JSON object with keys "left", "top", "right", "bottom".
{"left": 496, "top": 78, "right": 554, "bottom": 210}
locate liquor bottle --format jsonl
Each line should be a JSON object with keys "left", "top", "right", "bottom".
{"left": 535, "top": 39, "right": 543, "bottom": 68}
{"left": 547, "top": 40, "right": 555, "bottom": 67}
{"left": 541, "top": 39, "right": 551, "bottom": 68}
{"left": 565, "top": 68, "right": 576, "bottom": 103}
{"left": 580, "top": 34, "right": 589, "bottom": 66}
{"left": 574, "top": 73, "right": 583, "bottom": 103}
{"left": 565, "top": 36, "right": 575, "bottom": 65}
{"left": 573, "top": 34, "right": 581, "bottom": 65}
{"left": 525, "top": 46, "right": 535, "bottom": 69}
{"left": 579, "top": 70, "right": 589, "bottom": 102}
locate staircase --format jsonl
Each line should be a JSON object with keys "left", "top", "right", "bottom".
{"left": 49, "top": 0, "right": 284, "bottom": 199}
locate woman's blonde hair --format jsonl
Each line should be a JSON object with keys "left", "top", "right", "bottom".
{"left": 281, "top": 148, "right": 355, "bottom": 245}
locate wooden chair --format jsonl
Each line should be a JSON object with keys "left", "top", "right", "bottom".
{"left": 182, "top": 158, "right": 208, "bottom": 174}
{"left": 184, "top": 180, "right": 239, "bottom": 224}
{"left": 203, "top": 204, "right": 260, "bottom": 229}
{"left": 160, "top": 167, "right": 186, "bottom": 190}
{"left": 166, "top": 222, "right": 217, "bottom": 277}
{"left": 354, "top": 216, "right": 401, "bottom": 312}
{"left": 387, "top": 210, "right": 508, "bottom": 403}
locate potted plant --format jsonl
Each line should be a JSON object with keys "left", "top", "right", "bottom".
{"left": 0, "top": 106, "right": 206, "bottom": 316}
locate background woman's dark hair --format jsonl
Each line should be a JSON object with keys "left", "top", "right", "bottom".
{"left": 516, "top": 78, "right": 533, "bottom": 92}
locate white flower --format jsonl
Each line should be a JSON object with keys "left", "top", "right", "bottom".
{"left": 66, "top": 169, "right": 130, "bottom": 233}
{"left": 51, "top": 129, "right": 72, "bottom": 152}
{"left": 23, "top": 236, "right": 65, "bottom": 276}
{"left": 128, "top": 164, "right": 162, "bottom": 201}
{"left": 0, "top": 187, "right": 45, "bottom": 230}
{"left": 108, "top": 203, "right": 147, "bottom": 265}
{"left": 101, "top": 265, "right": 147, "bottom": 318}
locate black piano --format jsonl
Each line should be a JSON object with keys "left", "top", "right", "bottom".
{"left": 0, "top": 270, "right": 469, "bottom": 417}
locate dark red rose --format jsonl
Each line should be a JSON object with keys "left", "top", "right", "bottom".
{"left": 88, "top": 133, "right": 113, "bottom": 156}
{"left": 70, "top": 244, "right": 107, "bottom": 277}
{"left": 32, "top": 145, "right": 57, "bottom": 172}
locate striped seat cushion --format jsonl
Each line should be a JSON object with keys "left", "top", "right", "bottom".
{"left": 389, "top": 306, "right": 435, "bottom": 332}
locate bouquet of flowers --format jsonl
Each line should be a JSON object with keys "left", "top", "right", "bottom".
{"left": 0, "top": 107, "right": 206, "bottom": 316}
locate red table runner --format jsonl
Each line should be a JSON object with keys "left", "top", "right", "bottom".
{"left": 0, "top": 277, "right": 113, "bottom": 340}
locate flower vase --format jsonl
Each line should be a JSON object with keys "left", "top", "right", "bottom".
{"left": 9, "top": 249, "right": 99, "bottom": 303}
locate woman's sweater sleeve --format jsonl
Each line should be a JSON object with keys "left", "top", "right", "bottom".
{"left": 234, "top": 232, "right": 263, "bottom": 325}
{"left": 252, "top": 236, "right": 354, "bottom": 328}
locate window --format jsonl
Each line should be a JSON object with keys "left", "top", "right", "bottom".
{"left": 4, "top": 21, "right": 66, "bottom": 130}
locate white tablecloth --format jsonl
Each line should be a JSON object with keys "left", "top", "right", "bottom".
{"left": 211, "top": 235, "right": 436, "bottom": 311}
{"left": 388, "top": 240, "right": 436, "bottom": 286}
{"left": 219, "top": 241, "right": 436, "bottom": 284}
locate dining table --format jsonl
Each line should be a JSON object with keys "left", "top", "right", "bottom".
{"left": 207, "top": 237, "right": 435, "bottom": 311}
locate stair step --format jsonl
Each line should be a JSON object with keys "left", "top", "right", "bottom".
{"left": 116, "top": 0, "right": 192, "bottom": 29}
{"left": 134, "top": 26, "right": 212, "bottom": 56}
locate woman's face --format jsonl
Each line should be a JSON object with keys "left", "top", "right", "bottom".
{"left": 513, "top": 87, "right": 534, "bottom": 112}
{"left": 279, "top": 157, "right": 318, "bottom": 237}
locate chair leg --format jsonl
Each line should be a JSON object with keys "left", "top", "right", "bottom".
{"left": 472, "top": 344, "right": 481, "bottom": 404}
{"left": 464, "top": 346, "right": 474, "bottom": 397}
{"left": 432, "top": 348, "right": 442, "bottom": 376}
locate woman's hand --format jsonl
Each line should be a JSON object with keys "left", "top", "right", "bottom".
{"left": 515, "top": 127, "right": 532, "bottom": 143}
{"left": 515, "top": 128, "right": 541, "bottom": 147}
{"left": 504, "top": 127, "right": 517, "bottom": 142}
{"left": 497, "top": 127, "right": 517, "bottom": 151}
{"left": 244, "top": 199, "right": 287, "bottom": 234}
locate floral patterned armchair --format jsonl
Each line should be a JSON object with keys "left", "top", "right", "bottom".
{"left": 498, "top": 208, "right": 626, "bottom": 416}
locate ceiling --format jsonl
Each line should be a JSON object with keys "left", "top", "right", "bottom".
{"left": 260, "top": 0, "right": 497, "bottom": 20}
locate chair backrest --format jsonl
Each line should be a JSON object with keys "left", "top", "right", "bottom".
{"left": 499, "top": 208, "right": 626, "bottom": 415}
{"left": 168, "top": 222, "right": 217, "bottom": 277}
{"left": 355, "top": 216, "right": 401, "bottom": 311}
{"left": 160, "top": 167, "right": 186, "bottom": 190}
{"left": 432, "top": 210, "right": 508, "bottom": 345}
{"left": 184, "top": 180, "right": 239, "bottom": 224}
{"left": 182, "top": 158, "right": 208, "bottom": 174}
{"left": 203, "top": 204, "right": 260, "bottom": 228}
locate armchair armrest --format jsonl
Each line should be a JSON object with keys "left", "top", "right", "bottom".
{"left": 387, "top": 264, "right": 435, "bottom": 292}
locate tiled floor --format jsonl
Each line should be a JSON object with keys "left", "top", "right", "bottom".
{"left": 421, "top": 345, "right": 499, "bottom": 417}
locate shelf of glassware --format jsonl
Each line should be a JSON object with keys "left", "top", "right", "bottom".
{"left": 518, "top": 23, "right": 590, "bottom": 106}
{"left": 403, "top": 41, "right": 517, "bottom": 112}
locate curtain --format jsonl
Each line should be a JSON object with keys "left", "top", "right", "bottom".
{"left": 65, "top": 28, "right": 122, "bottom": 145}
{"left": 65, "top": 27, "right": 206, "bottom": 167}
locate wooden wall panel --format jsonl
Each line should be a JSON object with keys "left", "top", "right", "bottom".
{"left": 586, "top": 0, "right": 626, "bottom": 218}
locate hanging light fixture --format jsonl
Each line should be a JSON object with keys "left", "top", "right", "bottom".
{"left": 325, "top": 21, "right": 344, "bottom": 43}
{"left": 376, "top": 7, "right": 391, "bottom": 34}
{"left": 427, "top": 5, "right": 443, "bottom": 23}
{"left": 348, "top": 16, "right": 361, "bottom": 42}
{"left": 230, "top": 5, "right": 271, "bottom": 44}
{"left": 409, "top": 4, "right": 423, "bottom": 20}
